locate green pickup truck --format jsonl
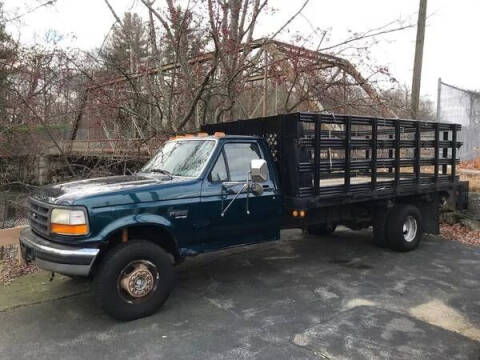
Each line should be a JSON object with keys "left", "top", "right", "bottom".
{"left": 19, "top": 113, "right": 468, "bottom": 320}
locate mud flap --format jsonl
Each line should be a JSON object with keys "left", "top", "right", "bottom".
{"left": 417, "top": 195, "right": 440, "bottom": 235}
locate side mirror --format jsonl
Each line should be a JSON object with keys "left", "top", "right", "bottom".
{"left": 250, "top": 159, "right": 268, "bottom": 183}
{"left": 221, "top": 158, "right": 268, "bottom": 217}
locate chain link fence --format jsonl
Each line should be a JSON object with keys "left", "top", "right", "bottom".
{"left": 437, "top": 80, "right": 480, "bottom": 160}
{"left": 0, "top": 196, "right": 29, "bottom": 230}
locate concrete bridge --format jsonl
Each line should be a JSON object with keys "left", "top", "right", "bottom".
{"left": 0, "top": 138, "right": 163, "bottom": 186}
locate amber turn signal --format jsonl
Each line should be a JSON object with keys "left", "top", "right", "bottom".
{"left": 292, "top": 210, "right": 306, "bottom": 218}
{"left": 51, "top": 223, "right": 89, "bottom": 236}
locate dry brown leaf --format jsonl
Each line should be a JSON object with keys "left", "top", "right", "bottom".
{"left": 440, "top": 224, "right": 480, "bottom": 247}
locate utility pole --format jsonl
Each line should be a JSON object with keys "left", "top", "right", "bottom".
{"left": 411, "top": 0, "right": 427, "bottom": 119}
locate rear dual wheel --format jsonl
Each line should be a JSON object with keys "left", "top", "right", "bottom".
{"left": 374, "top": 204, "right": 423, "bottom": 252}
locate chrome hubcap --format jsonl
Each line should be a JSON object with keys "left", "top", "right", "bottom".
{"left": 402, "top": 216, "right": 418, "bottom": 242}
{"left": 119, "top": 261, "right": 158, "bottom": 300}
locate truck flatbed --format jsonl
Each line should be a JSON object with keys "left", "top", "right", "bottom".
{"left": 202, "top": 112, "right": 468, "bottom": 210}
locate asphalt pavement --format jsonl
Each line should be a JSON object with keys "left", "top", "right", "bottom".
{"left": 0, "top": 228, "right": 479, "bottom": 359}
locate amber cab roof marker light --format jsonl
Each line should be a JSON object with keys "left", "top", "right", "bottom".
{"left": 196, "top": 132, "right": 208, "bottom": 137}
{"left": 214, "top": 132, "right": 226, "bottom": 137}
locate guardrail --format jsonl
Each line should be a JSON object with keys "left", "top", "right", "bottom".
{"left": 62, "top": 138, "right": 166, "bottom": 158}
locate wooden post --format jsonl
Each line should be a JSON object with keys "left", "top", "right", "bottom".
{"left": 262, "top": 51, "right": 268, "bottom": 116}
{"left": 411, "top": 0, "right": 428, "bottom": 119}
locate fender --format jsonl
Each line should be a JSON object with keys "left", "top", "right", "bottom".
{"left": 95, "top": 213, "right": 176, "bottom": 245}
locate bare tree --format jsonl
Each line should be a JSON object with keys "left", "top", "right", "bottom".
{"left": 0, "top": 0, "right": 422, "bottom": 189}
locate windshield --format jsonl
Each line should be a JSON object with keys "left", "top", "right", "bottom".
{"left": 141, "top": 140, "right": 216, "bottom": 177}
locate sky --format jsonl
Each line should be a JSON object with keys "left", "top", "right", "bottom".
{"left": 3, "top": 0, "right": 480, "bottom": 101}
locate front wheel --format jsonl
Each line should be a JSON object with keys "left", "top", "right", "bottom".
{"left": 387, "top": 204, "right": 423, "bottom": 252}
{"left": 94, "top": 240, "right": 175, "bottom": 321}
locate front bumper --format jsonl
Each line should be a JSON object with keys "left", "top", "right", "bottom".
{"left": 19, "top": 228, "right": 99, "bottom": 277}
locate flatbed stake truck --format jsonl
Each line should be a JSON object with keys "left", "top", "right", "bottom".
{"left": 20, "top": 113, "right": 468, "bottom": 320}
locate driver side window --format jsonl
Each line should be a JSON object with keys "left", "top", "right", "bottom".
{"left": 209, "top": 142, "right": 266, "bottom": 183}
{"left": 224, "top": 143, "right": 262, "bottom": 181}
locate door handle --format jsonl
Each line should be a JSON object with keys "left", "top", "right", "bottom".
{"left": 225, "top": 187, "right": 238, "bottom": 195}
{"left": 223, "top": 183, "right": 246, "bottom": 195}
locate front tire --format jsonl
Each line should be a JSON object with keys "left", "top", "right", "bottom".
{"left": 94, "top": 240, "right": 175, "bottom": 321}
{"left": 387, "top": 204, "right": 423, "bottom": 252}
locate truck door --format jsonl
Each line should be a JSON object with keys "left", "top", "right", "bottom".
{"left": 197, "top": 141, "right": 281, "bottom": 250}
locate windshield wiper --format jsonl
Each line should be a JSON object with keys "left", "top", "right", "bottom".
{"left": 149, "top": 169, "right": 173, "bottom": 176}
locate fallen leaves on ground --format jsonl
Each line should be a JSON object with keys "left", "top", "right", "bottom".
{"left": 440, "top": 223, "right": 480, "bottom": 247}
{"left": 0, "top": 259, "right": 38, "bottom": 285}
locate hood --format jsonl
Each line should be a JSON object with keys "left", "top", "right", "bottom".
{"left": 31, "top": 174, "right": 193, "bottom": 205}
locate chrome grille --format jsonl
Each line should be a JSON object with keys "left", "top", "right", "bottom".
{"left": 29, "top": 198, "right": 51, "bottom": 236}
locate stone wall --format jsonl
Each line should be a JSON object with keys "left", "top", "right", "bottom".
{"left": 0, "top": 244, "right": 19, "bottom": 262}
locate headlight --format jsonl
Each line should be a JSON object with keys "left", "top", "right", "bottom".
{"left": 50, "top": 208, "right": 89, "bottom": 235}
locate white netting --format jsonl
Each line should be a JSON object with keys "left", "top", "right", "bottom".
{"left": 438, "top": 81, "right": 480, "bottom": 160}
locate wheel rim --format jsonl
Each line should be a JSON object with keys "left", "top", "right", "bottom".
{"left": 117, "top": 260, "right": 159, "bottom": 303}
{"left": 402, "top": 216, "right": 418, "bottom": 242}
